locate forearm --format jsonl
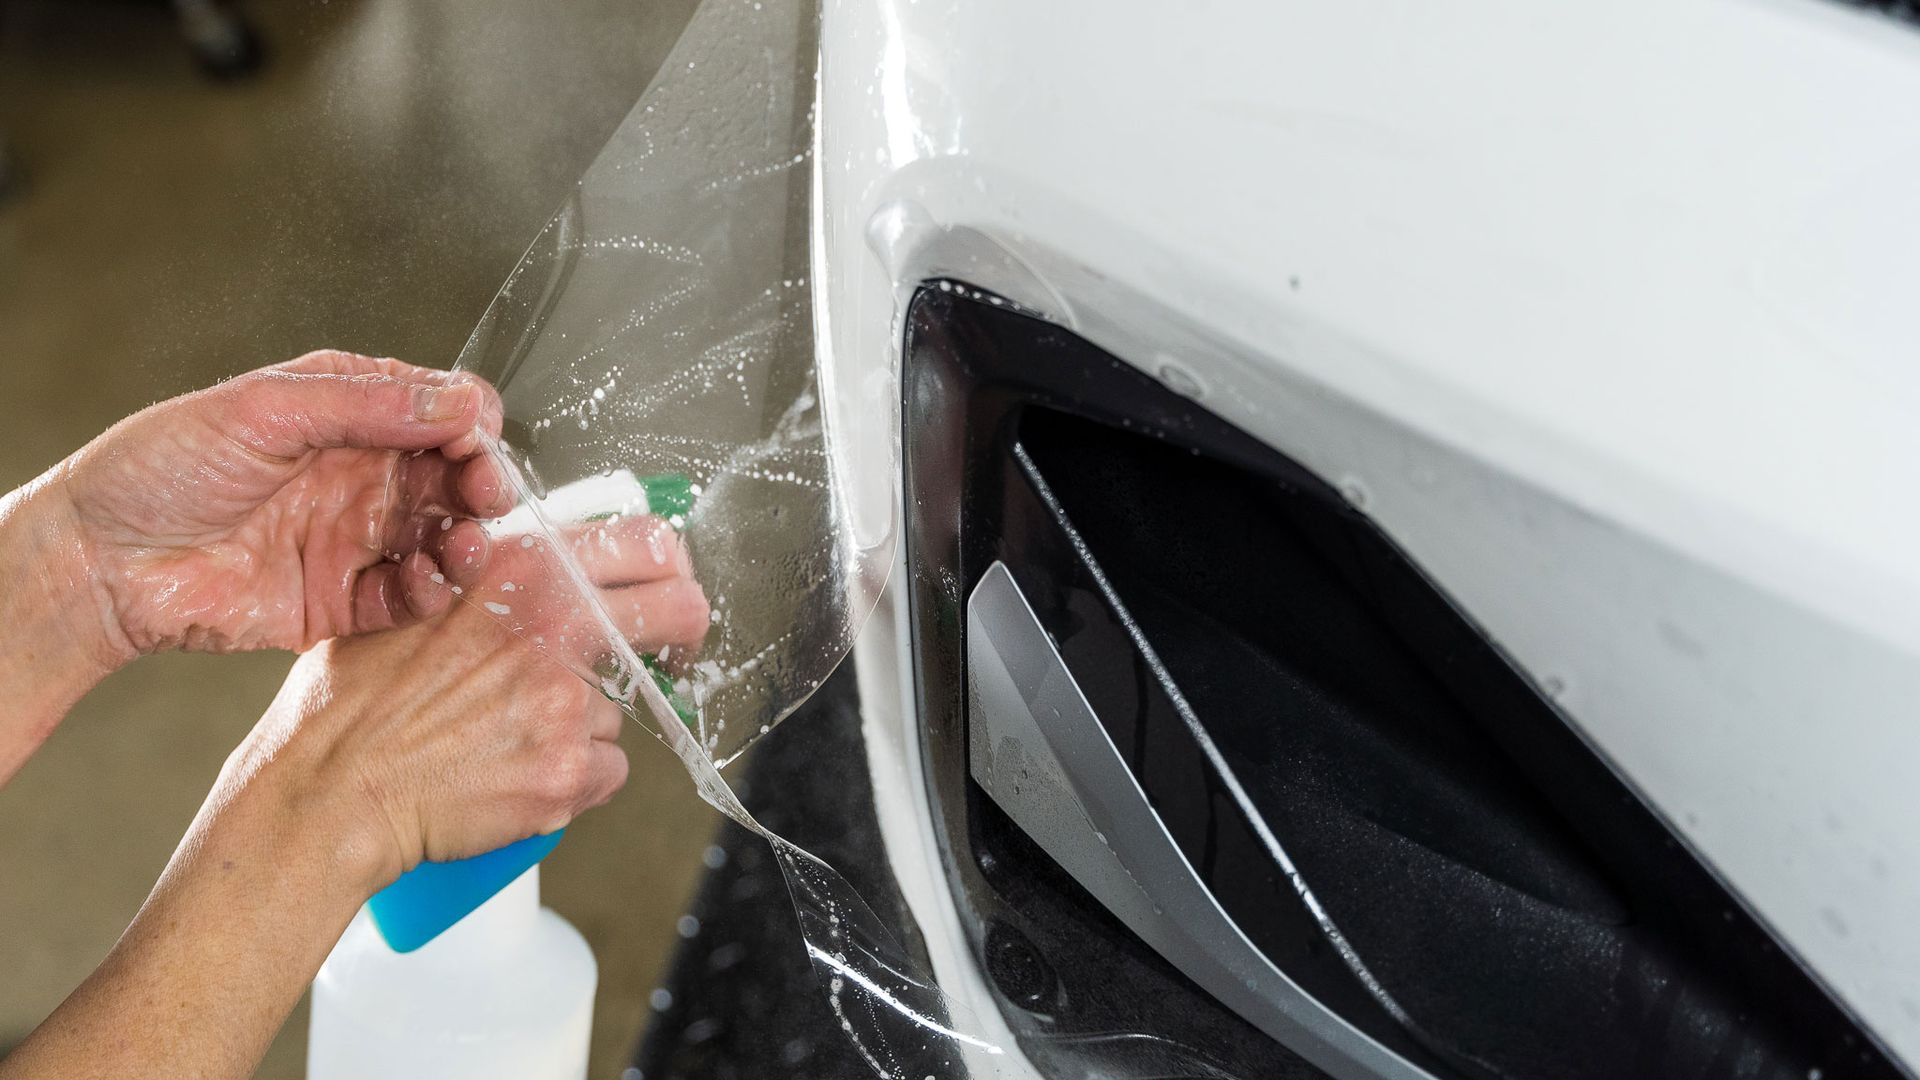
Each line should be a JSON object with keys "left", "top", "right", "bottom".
{"left": 0, "top": 472, "right": 123, "bottom": 783}
{"left": 0, "top": 781, "right": 379, "bottom": 1079}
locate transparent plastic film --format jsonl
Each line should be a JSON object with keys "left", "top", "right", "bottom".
{"left": 386, "top": 439, "right": 1001, "bottom": 1078}
{"left": 431, "top": 0, "right": 872, "bottom": 769}
{"left": 367, "top": 0, "right": 1245, "bottom": 1075}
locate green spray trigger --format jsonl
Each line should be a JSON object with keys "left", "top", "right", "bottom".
{"left": 582, "top": 473, "right": 694, "bottom": 524}
{"left": 642, "top": 654, "right": 698, "bottom": 729}
{"left": 637, "top": 473, "right": 695, "bottom": 520}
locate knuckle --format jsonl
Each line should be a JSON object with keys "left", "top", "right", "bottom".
{"left": 603, "top": 751, "right": 631, "bottom": 796}
{"left": 582, "top": 758, "right": 627, "bottom": 811}
{"left": 536, "top": 745, "right": 592, "bottom": 806}
{"left": 524, "top": 680, "right": 590, "bottom": 744}
{"left": 536, "top": 672, "right": 591, "bottom": 718}
{"left": 225, "top": 367, "right": 279, "bottom": 406}
{"left": 528, "top": 741, "right": 572, "bottom": 790}
{"left": 286, "top": 349, "right": 354, "bottom": 373}
{"left": 526, "top": 706, "right": 569, "bottom": 751}
{"left": 219, "top": 372, "right": 295, "bottom": 452}
{"left": 347, "top": 371, "right": 403, "bottom": 406}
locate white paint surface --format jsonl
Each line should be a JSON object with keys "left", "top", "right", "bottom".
{"left": 820, "top": 0, "right": 1920, "bottom": 1065}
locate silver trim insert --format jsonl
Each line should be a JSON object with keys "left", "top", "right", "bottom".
{"left": 966, "top": 560, "right": 1433, "bottom": 1080}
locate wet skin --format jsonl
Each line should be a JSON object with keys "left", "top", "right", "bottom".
{"left": 0, "top": 351, "right": 706, "bottom": 1080}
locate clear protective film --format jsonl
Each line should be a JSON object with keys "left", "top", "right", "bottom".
{"left": 434, "top": 0, "right": 870, "bottom": 770}
{"left": 373, "top": 0, "right": 1244, "bottom": 1076}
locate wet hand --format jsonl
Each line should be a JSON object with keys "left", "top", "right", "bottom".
{"left": 225, "top": 585, "right": 630, "bottom": 892}
{"left": 43, "top": 351, "right": 510, "bottom": 660}
{"left": 424, "top": 513, "right": 711, "bottom": 696}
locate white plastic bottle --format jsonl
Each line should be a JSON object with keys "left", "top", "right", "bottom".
{"left": 308, "top": 866, "right": 597, "bottom": 1079}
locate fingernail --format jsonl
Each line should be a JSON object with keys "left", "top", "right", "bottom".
{"left": 414, "top": 384, "right": 473, "bottom": 422}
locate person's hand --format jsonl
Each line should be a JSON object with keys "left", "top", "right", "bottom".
{"left": 0, "top": 523, "right": 707, "bottom": 1080}
{"left": 0, "top": 574, "right": 646, "bottom": 1080}
{"left": 218, "top": 511, "right": 706, "bottom": 885}
{"left": 228, "top": 587, "right": 628, "bottom": 891}
{"left": 41, "top": 350, "right": 510, "bottom": 662}
{"left": 491, "top": 513, "right": 715, "bottom": 664}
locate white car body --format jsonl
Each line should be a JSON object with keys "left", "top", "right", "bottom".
{"left": 812, "top": 0, "right": 1920, "bottom": 1071}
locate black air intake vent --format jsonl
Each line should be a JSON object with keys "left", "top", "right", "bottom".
{"left": 901, "top": 282, "right": 1905, "bottom": 1080}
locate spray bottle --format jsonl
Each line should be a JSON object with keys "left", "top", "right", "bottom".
{"left": 307, "top": 472, "right": 696, "bottom": 1078}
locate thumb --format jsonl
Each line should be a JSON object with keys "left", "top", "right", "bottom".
{"left": 221, "top": 370, "right": 482, "bottom": 459}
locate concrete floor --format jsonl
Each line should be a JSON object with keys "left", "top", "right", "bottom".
{"left": 0, "top": 1, "right": 723, "bottom": 1076}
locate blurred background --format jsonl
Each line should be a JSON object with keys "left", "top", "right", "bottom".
{"left": 0, "top": 1, "right": 724, "bottom": 1075}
